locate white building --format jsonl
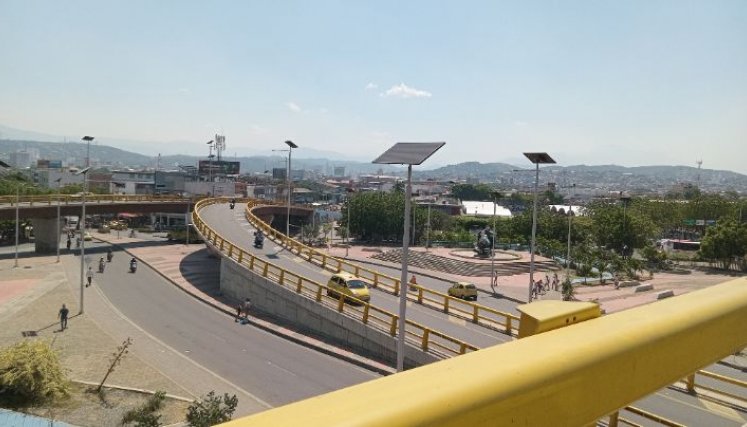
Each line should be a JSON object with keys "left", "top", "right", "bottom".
{"left": 462, "top": 201, "right": 513, "bottom": 218}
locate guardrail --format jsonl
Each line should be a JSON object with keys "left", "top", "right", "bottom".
{"left": 192, "top": 198, "right": 480, "bottom": 359}
{"left": 242, "top": 200, "right": 521, "bottom": 336}
{"left": 0, "top": 193, "right": 194, "bottom": 206}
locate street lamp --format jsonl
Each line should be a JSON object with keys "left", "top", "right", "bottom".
{"left": 523, "top": 152, "right": 556, "bottom": 302}
{"left": 374, "top": 141, "right": 445, "bottom": 372}
{"left": 565, "top": 184, "right": 576, "bottom": 279}
{"left": 75, "top": 166, "right": 91, "bottom": 315}
{"left": 284, "top": 140, "right": 298, "bottom": 240}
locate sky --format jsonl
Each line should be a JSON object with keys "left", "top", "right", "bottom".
{"left": 0, "top": 1, "right": 745, "bottom": 172}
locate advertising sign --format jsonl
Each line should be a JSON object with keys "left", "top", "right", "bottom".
{"left": 198, "top": 160, "right": 240, "bottom": 175}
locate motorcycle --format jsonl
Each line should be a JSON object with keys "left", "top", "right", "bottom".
{"left": 106, "top": 251, "right": 113, "bottom": 262}
{"left": 130, "top": 262, "right": 137, "bottom": 273}
{"left": 254, "top": 236, "right": 264, "bottom": 249}
{"left": 229, "top": 202, "right": 235, "bottom": 210}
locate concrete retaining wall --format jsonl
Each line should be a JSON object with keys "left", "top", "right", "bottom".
{"left": 217, "top": 250, "right": 438, "bottom": 368}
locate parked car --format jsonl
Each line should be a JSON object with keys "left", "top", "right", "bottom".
{"left": 326, "top": 273, "right": 370, "bottom": 303}
{"left": 448, "top": 281, "right": 477, "bottom": 301}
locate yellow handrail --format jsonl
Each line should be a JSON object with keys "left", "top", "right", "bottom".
{"left": 220, "top": 277, "right": 747, "bottom": 426}
{"left": 192, "top": 198, "right": 479, "bottom": 359}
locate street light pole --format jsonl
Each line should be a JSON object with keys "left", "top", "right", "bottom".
{"left": 14, "top": 185, "right": 19, "bottom": 268}
{"left": 284, "top": 140, "right": 298, "bottom": 239}
{"left": 76, "top": 162, "right": 91, "bottom": 315}
{"left": 523, "top": 152, "right": 556, "bottom": 302}
{"left": 565, "top": 184, "right": 575, "bottom": 279}
{"left": 491, "top": 193, "right": 498, "bottom": 288}
{"left": 374, "top": 141, "right": 445, "bottom": 372}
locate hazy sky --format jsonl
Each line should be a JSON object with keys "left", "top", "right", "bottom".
{"left": 1, "top": 1, "right": 745, "bottom": 172}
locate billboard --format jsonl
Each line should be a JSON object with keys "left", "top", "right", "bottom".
{"left": 198, "top": 160, "right": 240, "bottom": 175}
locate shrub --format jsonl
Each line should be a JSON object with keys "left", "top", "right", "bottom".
{"left": 0, "top": 340, "right": 70, "bottom": 405}
{"left": 186, "top": 391, "right": 238, "bottom": 427}
{"left": 122, "top": 390, "right": 166, "bottom": 427}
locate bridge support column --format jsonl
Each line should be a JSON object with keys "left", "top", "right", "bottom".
{"left": 33, "top": 217, "right": 62, "bottom": 254}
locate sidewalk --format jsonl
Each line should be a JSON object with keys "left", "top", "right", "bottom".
{"left": 321, "top": 243, "right": 739, "bottom": 313}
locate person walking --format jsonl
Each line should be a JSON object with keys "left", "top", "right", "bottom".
{"left": 58, "top": 304, "right": 69, "bottom": 331}
{"left": 86, "top": 267, "right": 94, "bottom": 287}
{"left": 409, "top": 275, "right": 418, "bottom": 291}
{"left": 66, "top": 237, "right": 71, "bottom": 251}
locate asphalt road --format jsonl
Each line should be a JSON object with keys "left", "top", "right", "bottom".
{"left": 199, "top": 204, "right": 510, "bottom": 349}
{"left": 85, "top": 242, "right": 379, "bottom": 407}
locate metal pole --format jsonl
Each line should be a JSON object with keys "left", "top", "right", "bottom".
{"left": 566, "top": 188, "right": 573, "bottom": 279}
{"left": 397, "top": 164, "right": 412, "bottom": 372}
{"left": 286, "top": 148, "right": 292, "bottom": 239}
{"left": 426, "top": 203, "right": 431, "bottom": 251}
{"left": 14, "top": 186, "right": 19, "bottom": 268}
{"left": 56, "top": 194, "right": 61, "bottom": 263}
{"left": 528, "top": 162, "right": 540, "bottom": 302}
{"left": 346, "top": 199, "right": 351, "bottom": 244}
{"left": 491, "top": 199, "right": 496, "bottom": 287}
{"left": 185, "top": 198, "right": 191, "bottom": 246}
{"left": 79, "top": 173, "right": 87, "bottom": 315}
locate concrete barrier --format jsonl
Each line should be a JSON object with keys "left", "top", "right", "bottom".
{"left": 634, "top": 283, "right": 654, "bottom": 293}
{"left": 218, "top": 250, "right": 438, "bottom": 369}
{"left": 656, "top": 290, "right": 674, "bottom": 300}
{"left": 619, "top": 280, "right": 640, "bottom": 288}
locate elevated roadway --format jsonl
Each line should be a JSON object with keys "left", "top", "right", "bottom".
{"left": 198, "top": 202, "right": 510, "bottom": 350}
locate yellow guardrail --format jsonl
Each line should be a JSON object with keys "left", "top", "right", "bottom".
{"left": 220, "top": 277, "right": 747, "bottom": 426}
{"left": 192, "top": 198, "right": 480, "bottom": 359}
{"left": 242, "top": 199, "right": 521, "bottom": 336}
{"left": 0, "top": 193, "right": 194, "bottom": 206}
{"left": 681, "top": 368, "right": 747, "bottom": 405}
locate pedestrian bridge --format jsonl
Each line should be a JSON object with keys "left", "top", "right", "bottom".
{"left": 189, "top": 198, "right": 747, "bottom": 427}
{"left": 219, "top": 277, "right": 746, "bottom": 426}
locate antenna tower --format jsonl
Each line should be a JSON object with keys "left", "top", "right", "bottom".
{"left": 215, "top": 134, "right": 226, "bottom": 162}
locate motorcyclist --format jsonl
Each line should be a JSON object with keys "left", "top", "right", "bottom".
{"left": 106, "top": 249, "right": 113, "bottom": 262}
{"left": 130, "top": 257, "right": 137, "bottom": 272}
{"left": 254, "top": 230, "right": 264, "bottom": 247}
{"left": 230, "top": 198, "right": 236, "bottom": 209}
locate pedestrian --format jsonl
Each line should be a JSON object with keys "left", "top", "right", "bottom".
{"left": 58, "top": 304, "right": 69, "bottom": 330}
{"left": 86, "top": 266, "right": 94, "bottom": 287}
{"left": 409, "top": 275, "right": 418, "bottom": 291}
{"left": 241, "top": 298, "right": 252, "bottom": 316}
{"left": 235, "top": 302, "right": 242, "bottom": 322}
{"left": 614, "top": 276, "right": 620, "bottom": 290}
{"left": 552, "top": 272, "right": 559, "bottom": 291}
{"left": 492, "top": 270, "right": 499, "bottom": 288}
{"left": 66, "top": 238, "right": 71, "bottom": 250}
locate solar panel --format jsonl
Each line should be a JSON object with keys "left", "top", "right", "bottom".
{"left": 372, "top": 142, "right": 445, "bottom": 165}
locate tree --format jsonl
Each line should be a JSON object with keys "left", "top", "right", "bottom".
{"left": 0, "top": 340, "right": 70, "bottom": 405}
{"left": 449, "top": 183, "right": 494, "bottom": 201}
{"left": 186, "top": 391, "right": 239, "bottom": 427}
{"left": 698, "top": 220, "right": 747, "bottom": 270}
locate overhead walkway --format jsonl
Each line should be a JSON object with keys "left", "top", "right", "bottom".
{"left": 220, "top": 277, "right": 747, "bottom": 426}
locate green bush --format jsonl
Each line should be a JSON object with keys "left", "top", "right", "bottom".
{"left": 186, "top": 391, "right": 238, "bottom": 427}
{"left": 122, "top": 390, "right": 166, "bottom": 427}
{"left": 0, "top": 340, "right": 70, "bottom": 405}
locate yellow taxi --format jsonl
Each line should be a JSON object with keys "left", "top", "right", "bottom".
{"left": 327, "top": 273, "right": 371, "bottom": 303}
{"left": 448, "top": 281, "right": 478, "bottom": 301}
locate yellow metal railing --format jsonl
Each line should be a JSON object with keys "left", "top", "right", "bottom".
{"left": 220, "top": 277, "right": 747, "bottom": 427}
{"left": 193, "top": 198, "right": 480, "bottom": 359}
{"left": 243, "top": 200, "right": 520, "bottom": 336}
